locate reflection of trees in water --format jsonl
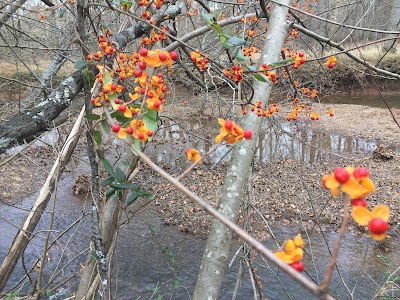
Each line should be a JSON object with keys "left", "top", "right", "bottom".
{"left": 148, "top": 120, "right": 377, "bottom": 165}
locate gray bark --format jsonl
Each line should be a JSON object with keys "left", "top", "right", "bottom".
{"left": 0, "top": 107, "right": 85, "bottom": 292}
{"left": 192, "top": 1, "right": 291, "bottom": 299}
{"left": 0, "top": 4, "right": 182, "bottom": 153}
{"left": 0, "top": 70, "right": 85, "bottom": 153}
{"left": 0, "top": 0, "right": 28, "bottom": 29}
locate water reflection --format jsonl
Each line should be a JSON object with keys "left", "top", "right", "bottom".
{"left": 146, "top": 119, "right": 377, "bottom": 165}
{"left": 325, "top": 93, "right": 400, "bottom": 108}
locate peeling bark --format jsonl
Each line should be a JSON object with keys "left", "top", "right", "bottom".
{"left": 0, "top": 4, "right": 182, "bottom": 153}
{"left": 0, "top": 70, "right": 85, "bottom": 153}
{"left": 193, "top": 1, "right": 291, "bottom": 299}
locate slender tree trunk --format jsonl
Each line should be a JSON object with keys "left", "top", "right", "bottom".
{"left": 193, "top": 1, "right": 290, "bottom": 299}
{"left": 0, "top": 4, "right": 182, "bottom": 153}
{"left": 0, "top": 107, "right": 85, "bottom": 292}
{"left": 0, "top": 0, "right": 28, "bottom": 29}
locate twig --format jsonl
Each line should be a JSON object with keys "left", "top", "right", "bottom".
{"left": 121, "top": 139, "right": 334, "bottom": 299}
{"left": 320, "top": 196, "right": 350, "bottom": 293}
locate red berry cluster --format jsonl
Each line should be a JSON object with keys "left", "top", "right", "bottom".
{"left": 223, "top": 65, "right": 244, "bottom": 82}
{"left": 190, "top": 50, "right": 209, "bottom": 70}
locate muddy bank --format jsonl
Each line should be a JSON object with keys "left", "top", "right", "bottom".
{"left": 1, "top": 102, "right": 399, "bottom": 240}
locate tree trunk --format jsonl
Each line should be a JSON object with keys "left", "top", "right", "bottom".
{"left": 192, "top": 1, "right": 290, "bottom": 299}
{"left": 0, "top": 4, "right": 182, "bottom": 153}
{"left": 0, "top": 0, "right": 28, "bottom": 29}
{"left": 0, "top": 70, "right": 85, "bottom": 153}
{"left": 0, "top": 107, "right": 85, "bottom": 292}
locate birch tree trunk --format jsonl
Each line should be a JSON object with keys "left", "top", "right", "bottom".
{"left": 193, "top": 1, "right": 290, "bottom": 299}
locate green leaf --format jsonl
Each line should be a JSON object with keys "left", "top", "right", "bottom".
{"left": 125, "top": 192, "right": 139, "bottom": 206}
{"left": 201, "top": 13, "right": 215, "bottom": 25}
{"left": 108, "top": 93, "right": 118, "bottom": 110}
{"left": 115, "top": 114, "right": 131, "bottom": 124}
{"left": 110, "top": 183, "right": 139, "bottom": 190}
{"left": 101, "top": 158, "right": 115, "bottom": 177}
{"left": 134, "top": 189, "right": 154, "bottom": 199}
{"left": 51, "top": 27, "right": 62, "bottom": 34}
{"left": 115, "top": 167, "right": 125, "bottom": 183}
{"left": 227, "top": 36, "right": 246, "bottom": 46}
{"left": 93, "top": 130, "right": 102, "bottom": 145}
{"left": 103, "top": 69, "right": 113, "bottom": 85}
{"left": 236, "top": 48, "right": 246, "bottom": 61}
{"left": 172, "top": 276, "right": 182, "bottom": 289}
{"left": 134, "top": 137, "right": 141, "bottom": 148}
{"left": 142, "top": 109, "right": 159, "bottom": 140}
{"left": 97, "top": 149, "right": 105, "bottom": 159}
{"left": 269, "top": 58, "right": 295, "bottom": 67}
{"left": 253, "top": 73, "right": 268, "bottom": 82}
{"left": 149, "top": 223, "right": 155, "bottom": 234}
{"left": 106, "top": 188, "right": 116, "bottom": 199}
{"left": 120, "top": 0, "right": 132, "bottom": 11}
{"left": 201, "top": 13, "right": 223, "bottom": 35}
{"left": 75, "top": 60, "right": 88, "bottom": 70}
{"left": 84, "top": 113, "right": 100, "bottom": 120}
{"left": 101, "top": 120, "right": 110, "bottom": 134}
{"left": 223, "top": 42, "right": 234, "bottom": 49}
{"left": 58, "top": 8, "right": 65, "bottom": 18}
{"left": 82, "top": 68, "right": 96, "bottom": 88}
{"left": 101, "top": 176, "right": 115, "bottom": 187}
{"left": 246, "top": 65, "right": 257, "bottom": 72}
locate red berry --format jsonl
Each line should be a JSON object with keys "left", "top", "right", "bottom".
{"left": 300, "top": 58, "right": 306, "bottom": 64}
{"left": 159, "top": 52, "right": 167, "bottom": 61}
{"left": 353, "top": 167, "right": 369, "bottom": 179}
{"left": 134, "top": 70, "right": 143, "bottom": 77}
{"left": 140, "top": 88, "right": 146, "bottom": 95}
{"left": 161, "top": 86, "right": 167, "bottom": 93}
{"left": 90, "top": 98, "right": 96, "bottom": 104}
{"left": 185, "top": 148, "right": 191, "bottom": 155}
{"left": 138, "top": 132, "right": 145, "bottom": 139}
{"left": 328, "top": 63, "right": 334, "bottom": 69}
{"left": 147, "top": 130, "right": 154, "bottom": 137}
{"left": 102, "top": 88, "right": 109, "bottom": 94}
{"left": 350, "top": 198, "right": 368, "bottom": 207}
{"left": 138, "top": 61, "right": 147, "bottom": 70}
{"left": 298, "top": 52, "right": 304, "bottom": 57}
{"left": 118, "top": 104, "right": 127, "bottom": 112}
{"left": 153, "top": 100, "right": 161, "bottom": 109}
{"left": 111, "top": 82, "right": 117, "bottom": 91}
{"left": 112, "top": 124, "right": 121, "bottom": 133}
{"left": 157, "top": 73, "right": 163, "bottom": 78}
{"left": 290, "top": 261, "right": 304, "bottom": 272}
{"left": 334, "top": 168, "right": 350, "bottom": 183}
{"left": 114, "top": 99, "right": 120, "bottom": 104}
{"left": 224, "top": 120, "right": 233, "bottom": 130}
{"left": 127, "top": 127, "right": 133, "bottom": 135}
{"left": 243, "top": 130, "right": 252, "bottom": 139}
{"left": 369, "top": 218, "right": 389, "bottom": 234}
{"left": 292, "top": 64, "right": 299, "bottom": 69}
{"left": 169, "top": 51, "right": 178, "bottom": 61}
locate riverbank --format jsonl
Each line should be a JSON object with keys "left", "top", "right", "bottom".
{"left": 0, "top": 101, "right": 399, "bottom": 241}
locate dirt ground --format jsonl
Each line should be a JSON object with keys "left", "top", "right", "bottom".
{"left": 0, "top": 99, "right": 399, "bottom": 242}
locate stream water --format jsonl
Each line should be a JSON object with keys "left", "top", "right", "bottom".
{"left": 1, "top": 178, "right": 398, "bottom": 299}
{"left": 1, "top": 98, "right": 399, "bottom": 299}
